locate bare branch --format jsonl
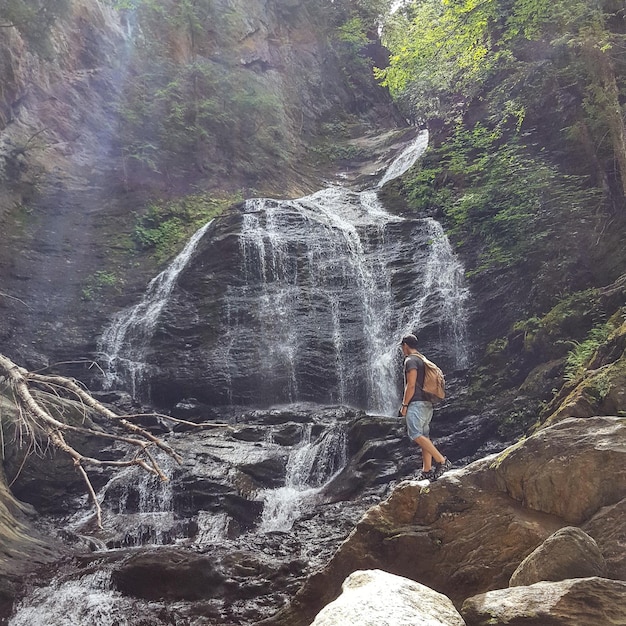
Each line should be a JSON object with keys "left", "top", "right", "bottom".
{"left": 0, "top": 353, "right": 188, "bottom": 529}
{"left": 124, "top": 411, "right": 234, "bottom": 430}
{"left": 0, "top": 291, "right": 31, "bottom": 308}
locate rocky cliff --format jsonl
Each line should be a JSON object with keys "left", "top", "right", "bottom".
{"left": 0, "top": 0, "right": 400, "bottom": 372}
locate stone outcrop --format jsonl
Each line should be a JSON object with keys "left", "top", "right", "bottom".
{"left": 541, "top": 317, "right": 626, "bottom": 426}
{"left": 260, "top": 416, "right": 626, "bottom": 626}
{"left": 310, "top": 569, "right": 465, "bottom": 626}
{"left": 582, "top": 498, "right": 626, "bottom": 580}
{"left": 509, "top": 526, "right": 606, "bottom": 586}
{"left": 461, "top": 577, "right": 626, "bottom": 626}
{"left": 137, "top": 187, "right": 468, "bottom": 413}
{"left": 492, "top": 416, "right": 625, "bottom": 524}
{"left": 110, "top": 548, "right": 227, "bottom": 601}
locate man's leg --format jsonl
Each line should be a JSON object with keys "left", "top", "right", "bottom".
{"left": 414, "top": 435, "right": 445, "bottom": 466}
{"left": 422, "top": 449, "right": 433, "bottom": 472}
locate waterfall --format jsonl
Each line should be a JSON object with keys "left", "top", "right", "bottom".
{"left": 66, "top": 453, "right": 178, "bottom": 548}
{"left": 98, "top": 221, "right": 213, "bottom": 397}
{"left": 237, "top": 188, "right": 399, "bottom": 409}
{"left": 97, "top": 129, "right": 470, "bottom": 413}
{"left": 409, "top": 218, "right": 469, "bottom": 367}
{"left": 9, "top": 572, "right": 128, "bottom": 626}
{"left": 259, "top": 424, "right": 347, "bottom": 532}
{"left": 377, "top": 129, "right": 429, "bottom": 187}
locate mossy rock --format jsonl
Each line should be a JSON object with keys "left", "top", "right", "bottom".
{"left": 513, "top": 290, "right": 600, "bottom": 361}
{"left": 541, "top": 358, "right": 626, "bottom": 427}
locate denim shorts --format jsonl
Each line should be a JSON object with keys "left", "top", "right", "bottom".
{"left": 406, "top": 401, "right": 434, "bottom": 439}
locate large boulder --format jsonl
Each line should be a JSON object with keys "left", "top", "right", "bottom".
{"left": 259, "top": 460, "right": 564, "bottom": 626}
{"left": 461, "top": 577, "right": 626, "bottom": 626}
{"left": 310, "top": 569, "right": 465, "bottom": 626}
{"left": 492, "top": 416, "right": 626, "bottom": 524}
{"left": 509, "top": 526, "right": 606, "bottom": 586}
{"left": 110, "top": 548, "right": 226, "bottom": 601}
{"left": 582, "top": 497, "right": 626, "bottom": 580}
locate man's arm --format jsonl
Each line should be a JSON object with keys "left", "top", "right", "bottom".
{"left": 400, "top": 368, "right": 417, "bottom": 416}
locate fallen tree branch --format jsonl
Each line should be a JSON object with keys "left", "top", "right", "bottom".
{"left": 0, "top": 353, "right": 184, "bottom": 529}
{"left": 124, "top": 412, "right": 234, "bottom": 431}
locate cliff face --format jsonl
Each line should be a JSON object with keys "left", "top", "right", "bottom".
{"left": 0, "top": 0, "right": 400, "bottom": 371}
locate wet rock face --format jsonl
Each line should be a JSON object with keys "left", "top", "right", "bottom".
{"left": 140, "top": 195, "right": 468, "bottom": 413}
{"left": 111, "top": 549, "right": 226, "bottom": 601}
{"left": 0, "top": 0, "right": 402, "bottom": 373}
{"left": 4, "top": 404, "right": 411, "bottom": 624}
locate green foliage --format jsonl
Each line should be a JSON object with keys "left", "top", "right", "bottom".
{"left": 564, "top": 323, "right": 612, "bottom": 381}
{"left": 511, "top": 290, "right": 600, "bottom": 358}
{"left": 401, "top": 122, "right": 600, "bottom": 273}
{"left": 0, "top": 0, "right": 69, "bottom": 56}
{"left": 131, "top": 192, "right": 241, "bottom": 262}
{"left": 337, "top": 17, "right": 369, "bottom": 48}
{"left": 379, "top": 0, "right": 626, "bottom": 200}
{"left": 81, "top": 271, "right": 122, "bottom": 302}
{"left": 118, "top": 55, "right": 288, "bottom": 181}
{"left": 111, "top": 0, "right": 290, "bottom": 182}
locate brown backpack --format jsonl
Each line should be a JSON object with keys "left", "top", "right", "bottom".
{"left": 414, "top": 351, "right": 446, "bottom": 402}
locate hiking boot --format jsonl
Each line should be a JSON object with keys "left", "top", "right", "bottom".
{"left": 433, "top": 458, "right": 452, "bottom": 479}
{"left": 416, "top": 468, "right": 435, "bottom": 481}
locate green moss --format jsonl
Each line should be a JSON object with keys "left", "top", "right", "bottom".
{"left": 81, "top": 271, "right": 122, "bottom": 301}
{"left": 564, "top": 324, "right": 612, "bottom": 381}
{"left": 489, "top": 437, "right": 526, "bottom": 470}
{"left": 511, "top": 290, "right": 601, "bottom": 358}
{"left": 131, "top": 191, "right": 241, "bottom": 263}
{"left": 485, "top": 338, "right": 508, "bottom": 356}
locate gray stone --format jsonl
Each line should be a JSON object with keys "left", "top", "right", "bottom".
{"left": 110, "top": 548, "right": 226, "bottom": 600}
{"left": 311, "top": 569, "right": 465, "bottom": 626}
{"left": 510, "top": 526, "right": 607, "bottom": 586}
{"left": 462, "top": 577, "right": 626, "bottom": 626}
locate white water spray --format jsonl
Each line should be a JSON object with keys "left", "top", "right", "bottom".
{"left": 98, "top": 130, "right": 469, "bottom": 414}
{"left": 377, "top": 129, "right": 429, "bottom": 187}
{"left": 259, "top": 424, "right": 347, "bottom": 532}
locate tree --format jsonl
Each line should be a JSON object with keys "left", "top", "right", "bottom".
{"left": 377, "top": 0, "right": 626, "bottom": 201}
{"left": 0, "top": 0, "right": 69, "bottom": 56}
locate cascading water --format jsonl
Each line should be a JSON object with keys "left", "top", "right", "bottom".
{"left": 98, "top": 220, "right": 213, "bottom": 398}
{"left": 97, "top": 129, "right": 469, "bottom": 416}
{"left": 259, "top": 423, "right": 347, "bottom": 532}
{"left": 377, "top": 129, "right": 429, "bottom": 187}
{"left": 237, "top": 187, "right": 400, "bottom": 410}
{"left": 92, "top": 128, "right": 469, "bottom": 538}
{"left": 14, "top": 123, "right": 472, "bottom": 617}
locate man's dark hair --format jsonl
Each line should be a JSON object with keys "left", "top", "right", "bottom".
{"left": 401, "top": 334, "right": 419, "bottom": 349}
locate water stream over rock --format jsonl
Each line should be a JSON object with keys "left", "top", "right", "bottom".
{"left": 98, "top": 129, "right": 469, "bottom": 414}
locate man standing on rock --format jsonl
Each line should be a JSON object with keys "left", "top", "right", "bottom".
{"left": 399, "top": 334, "right": 451, "bottom": 481}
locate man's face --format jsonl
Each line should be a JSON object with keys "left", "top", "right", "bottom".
{"left": 400, "top": 342, "right": 410, "bottom": 356}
